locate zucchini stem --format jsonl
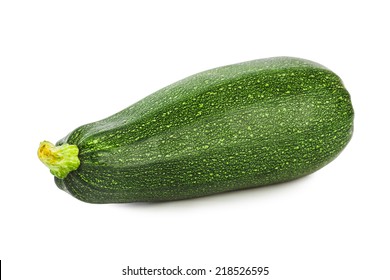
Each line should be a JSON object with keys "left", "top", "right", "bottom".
{"left": 38, "top": 141, "right": 80, "bottom": 179}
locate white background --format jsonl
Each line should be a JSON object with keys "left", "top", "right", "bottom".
{"left": 0, "top": 1, "right": 389, "bottom": 279}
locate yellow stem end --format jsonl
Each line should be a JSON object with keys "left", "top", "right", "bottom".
{"left": 38, "top": 141, "right": 80, "bottom": 179}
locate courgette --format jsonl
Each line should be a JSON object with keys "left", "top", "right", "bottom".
{"left": 38, "top": 57, "right": 354, "bottom": 203}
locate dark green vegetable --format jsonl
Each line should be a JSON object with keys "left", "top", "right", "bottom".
{"left": 38, "top": 57, "right": 353, "bottom": 203}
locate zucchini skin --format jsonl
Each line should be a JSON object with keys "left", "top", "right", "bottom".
{"left": 54, "top": 57, "right": 353, "bottom": 203}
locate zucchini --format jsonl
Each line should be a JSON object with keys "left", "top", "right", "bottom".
{"left": 38, "top": 57, "right": 354, "bottom": 203}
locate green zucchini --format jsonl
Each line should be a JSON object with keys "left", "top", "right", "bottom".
{"left": 38, "top": 57, "right": 353, "bottom": 203}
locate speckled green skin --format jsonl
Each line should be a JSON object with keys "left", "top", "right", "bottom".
{"left": 55, "top": 57, "right": 353, "bottom": 203}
